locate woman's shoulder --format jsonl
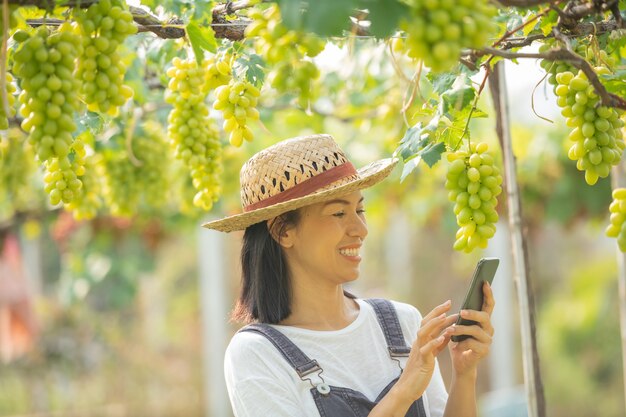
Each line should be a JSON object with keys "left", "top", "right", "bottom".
{"left": 225, "top": 325, "right": 277, "bottom": 359}
{"left": 360, "top": 297, "right": 423, "bottom": 319}
{"left": 358, "top": 297, "right": 423, "bottom": 333}
{"left": 225, "top": 325, "right": 297, "bottom": 382}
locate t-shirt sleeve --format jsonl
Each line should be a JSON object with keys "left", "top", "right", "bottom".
{"left": 391, "top": 300, "right": 449, "bottom": 417}
{"left": 224, "top": 331, "right": 304, "bottom": 417}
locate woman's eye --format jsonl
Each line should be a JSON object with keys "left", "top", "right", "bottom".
{"left": 333, "top": 212, "right": 346, "bottom": 217}
{"left": 357, "top": 209, "right": 366, "bottom": 214}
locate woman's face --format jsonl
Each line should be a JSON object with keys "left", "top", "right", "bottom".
{"left": 279, "top": 191, "right": 368, "bottom": 285}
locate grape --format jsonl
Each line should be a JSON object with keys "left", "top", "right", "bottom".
{"left": 213, "top": 79, "right": 260, "bottom": 147}
{"left": 606, "top": 188, "right": 626, "bottom": 251}
{"left": 166, "top": 57, "right": 222, "bottom": 210}
{"left": 445, "top": 142, "right": 503, "bottom": 253}
{"left": 556, "top": 69, "right": 625, "bottom": 185}
{"left": 396, "top": 0, "right": 497, "bottom": 72}
{"left": 245, "top": 4, "right": 324, "bottom": 105}
{"left": 73, "top": 0, "right": 137, "bottom": 116}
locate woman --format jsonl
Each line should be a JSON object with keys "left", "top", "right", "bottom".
{"left": 203, "top": 134, "right": 495, "bottom": 417}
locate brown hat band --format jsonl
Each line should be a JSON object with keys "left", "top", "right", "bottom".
{"left": 243, "top": 162, "right": 358, "bottom": 212}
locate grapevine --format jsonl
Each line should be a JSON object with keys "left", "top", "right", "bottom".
{"left": 166, "top": 57, "right": 222, "bottom": 210}
{"left": 445, "top": 142, "right": 503, "bottom": 253}
{"left": 72, "top": 0, "right": 137, "bottom": 116}
{"left": 396, "top": 0, "right": 497, "bottom": 72}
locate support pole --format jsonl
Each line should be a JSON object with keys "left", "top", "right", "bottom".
{"left": 611, "top": 165, "right": 626, "bottom": 412}
{"left": 489, "top": 61, "right": 546, "bottom": 417}
{"left": 198, "top": 228, "right": 230, "bottom": 417}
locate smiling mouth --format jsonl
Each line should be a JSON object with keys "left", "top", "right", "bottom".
{"left": 339, "top": 248, "right": 360, "bottom": 257}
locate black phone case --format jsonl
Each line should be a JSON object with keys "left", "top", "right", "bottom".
{"left": 451, "top": 257, "right": 499, "bottom": 342}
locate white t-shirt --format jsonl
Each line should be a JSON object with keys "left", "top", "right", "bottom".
{"left": 224, "top": 298, "right": 449, "bottom": 417}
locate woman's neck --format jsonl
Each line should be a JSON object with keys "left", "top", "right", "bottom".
{"left": 279, "top": 279, "right": 360, "bottom": 331}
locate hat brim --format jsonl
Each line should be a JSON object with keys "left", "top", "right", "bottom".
{"left": 202, "top": 157, "right": 399, "bottom": 232}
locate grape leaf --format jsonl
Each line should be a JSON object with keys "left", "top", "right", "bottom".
{"left": 278, "top": 0, "right": 303, "bottom": 29}
{"left": 235, "top": 54, "right": 266, "bottom": 87}
{"left": 427, "top": 72, "right": 456, "bottom": 95}
{"left": 601, "top": 69, "right": 626, "bottom": 97}
{"left": 356, "top": 0, "right": 409, "bottom": 38}
{"left": 421, "top": 142, "right": 446, "bottom": 167}
{"left": 441, "top": 74, "right": 475, "bottom": 113}
{"left": 279, "top": 0, "right": 356, "bottom": 36}
{"left": 186, "top": 21, "right": 217, "bottom": 64}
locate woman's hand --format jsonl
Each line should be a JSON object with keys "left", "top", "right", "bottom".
{"left": 394, "top": 300, "right": 457, "bottom": 404}
{"left": 445, "top": 281, "right": 495, "bottom": 378}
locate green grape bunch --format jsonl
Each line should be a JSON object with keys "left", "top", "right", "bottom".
{"left": 102, "top": 146, "right": 141, "bottom": 216}
{"left": 555, "top": 69, "right": 625, "bottom": 185}
{"left": 73, "top": 0, "right": 136, "bottom": 116}
{"left": 13, "top": 24, "right": 82, "bottom": 162}
{"left": 396, "top": 0, "right": 497, "bottom": 72}
{"left": 205, "top": 51, "right": 234, "bottom": 91}
{"left": 606, "top": 188, "right": 626, "bottom": 251}
{"left": 65, "top": 151, "right": 104, "bottom": 220}
{"left": 245, "top": 4, "right": 324, "bottom": 106}
{"left": 12, "top": 24, "right": 85, "bottom": 205}
{"left": 213, "top": 79, "right": 260, "bottom": 147}
{"left": 132, "top": 121, "right": 171, "bottom": 208}
{"left": 445, "top": 142, "right": 503, "bottom": 253}
{"left": 0, "top": 73, "right": 17, "bottom": 130}
{"left": 166, "top": 57, "right": 222, "bottom": 210}
{"left": 0, "top": 129, "right": 38, "bottom": 214}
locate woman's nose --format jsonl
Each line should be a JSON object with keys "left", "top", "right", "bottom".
{"left": 348, "top": 213, "right": 368, "bottom": 240}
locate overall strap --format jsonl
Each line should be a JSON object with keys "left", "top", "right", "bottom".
{"left": 364, "top": 299, "right": 411, "bottom": 358}
{"left": 239, "top": 323, "right": 322, "bottom": 379}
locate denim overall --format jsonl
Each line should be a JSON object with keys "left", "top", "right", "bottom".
{"left": 240, "top": 299, "right": 428, "bottom": 417}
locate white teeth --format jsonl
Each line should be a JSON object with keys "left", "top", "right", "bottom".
{"left": 339, "top": 248, "right": 359, "bottom": 257}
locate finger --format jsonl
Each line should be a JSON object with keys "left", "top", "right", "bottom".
{"left": 419, "top": 334, "right": 447, "bottom": 357}
{"left": 459, "top": 309, "right": 490, "bottom": 326}
{"left": 448, "top": 324, "right": 492, "bottom": 344}
{"left": 417, "top": 313, "right": 449, "bottom": 344}
{"left": 425, "top": 313, "right": 459, "bottom": 337}
{"left": 422, "top": 300, "right": 452, "bottom": 322}
{"left": 454, "top": 336, "right": 491, "bottom": 357}
{"left": 482, "top": 281, "right": 496, "bottom": 315}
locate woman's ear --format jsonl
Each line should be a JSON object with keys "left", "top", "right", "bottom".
{"left": 267, "top": 216, "right": 295, "bottom": 248}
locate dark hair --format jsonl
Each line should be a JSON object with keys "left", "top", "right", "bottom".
{"left": 231, "top": 210, "right": 300, "bottom": 324}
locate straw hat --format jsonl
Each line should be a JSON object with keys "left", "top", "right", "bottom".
{"left": 202, "top": 134, "right": 398, "bottom": 232}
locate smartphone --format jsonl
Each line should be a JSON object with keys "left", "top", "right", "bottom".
{"left": 451, "top": 257, "right": 499, "bottom": 342}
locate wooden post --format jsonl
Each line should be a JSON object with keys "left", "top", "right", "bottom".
{"left": 489, "top": 61, "right": 546, "bottom": 417}
{"left": 611, "top": 165, "right": 626, "bottom": 412}
{"left": 198, "top": 228, "right": 231, "bottom": 417}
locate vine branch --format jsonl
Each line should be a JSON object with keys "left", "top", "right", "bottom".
{"left": 470, "top": 47, "right": 626, "bottom": 109}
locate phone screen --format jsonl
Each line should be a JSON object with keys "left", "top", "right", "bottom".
{"left": 451, "top": 257, "right": 499, "bottom": 342}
